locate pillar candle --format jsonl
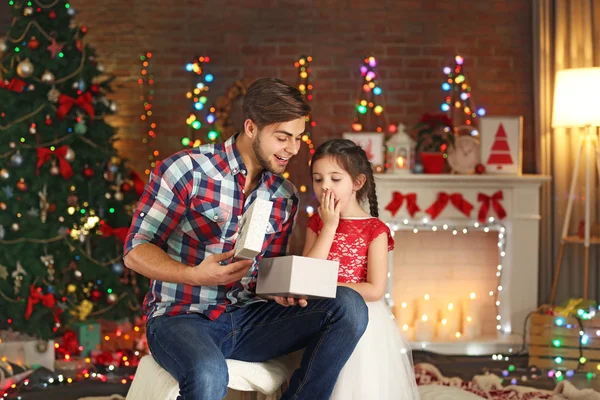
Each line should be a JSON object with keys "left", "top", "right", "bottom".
{"left": 394, "top": 301, "right": 415, "bottom": 327}
{"left": 414, "top": 314, "right": 435, "bottom": 342}
{"left": 417, "top": 294, "right": 439, "bottom": 321}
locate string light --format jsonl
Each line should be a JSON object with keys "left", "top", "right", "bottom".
{"left": 351, "top": 56, "right": 393, "bottom": 133}
{"left": 385, "top": 218, "right": 508, "bottom": 334}
{"left": 182, "top": 56, "right": 219, "bottom": 147}
{"left": 440, "top": 55, "right": 485, "bottom": 136}
{"left": 138, "top": 52, "right": 158, "bottom": 176}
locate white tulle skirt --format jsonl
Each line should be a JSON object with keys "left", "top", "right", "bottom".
{"left": 330, "top": 300, "right": 420, "bottom": 400}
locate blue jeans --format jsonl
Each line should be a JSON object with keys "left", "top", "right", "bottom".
{"left": 146, "top": 287, "right": 368, "bottom": 400}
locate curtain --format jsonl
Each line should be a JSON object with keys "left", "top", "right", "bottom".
{"left": 535, "top": 0, "right": 600, "bottom": 305}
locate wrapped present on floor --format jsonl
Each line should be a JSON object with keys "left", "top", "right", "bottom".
{"left": 528, "top": 300, "right": 600, "bottom": 372}
{"left": 234, "top": 198, "right": 273, "bottom": 260}
{"left": 256, "top": 256, "right": 339, "bottom": 299}
{"left": 0, "top": 331, "right": 55, "bottom": 371}
{"left": 101, "top": 324, "right": 147, "bottom": 353}
{"left": 73, "top": 321, "right": 101, "bottom": 356}
{"left": 54, "top": 357, "right": 93, "bottom": 378}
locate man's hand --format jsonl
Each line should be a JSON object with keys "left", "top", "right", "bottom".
{"left": 272, "top": 296, "right": 308, "bottom": 308}
{"left": 184, "top": 250, "right": 253, "bottom": 286}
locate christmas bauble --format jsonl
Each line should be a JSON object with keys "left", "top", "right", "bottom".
{"left": 16, "top": 58, "right": 34, "bottom": 78}
{"left": 74, "top": 270, "right": 82, "bottom": 279}
{"left": 11, "top": 152, "right": 24, "bottom": 167}
{"left": 28, "top": 37, "right": 40, "bottom": 49}
{"left": 413, "top": 162, "right": 424, "bottom": 174}
{"left": 11, "top": 223, "right": 19, "bottom": 232}
{"left": 109, "top": 164, "right": 119, "bottom": 173}
{"left": 0, "top": 203, "right": 6, "bottom": 210}
{"left": 0, "top": 41, "right": 7, "bottom": 53}
{"left": 67, "top": 7, "right": 76, "bottom": 16}
{"left": 29, "top": 124, "right": 36, "bottom": 134}
{"left": 72, "top": 81, "right": 79, "bottom": 89}
{"left": 97, "top": 63, "right": 105, "bottom": 72}
{"left": 91, "top": 84, "right": 99, "bottom": 94}
{"left": 23, "top": 7, "right": 33, "bottom": 16}
{"left": 114, "top": 192, "right": 124, "bottom": 201}
{"left": 48, "top": 203, "right": 56, "bottom": 212}
{"left": 80, "top": 26, "right": 88, "bottom": 35}
{"left": 90, "top": 289, "right": 102, "bottom": 302}
{"left": 106, "top": 293, "right": 117, "bottom": 304}
{"left": 50, "top": 164, "right": 60, "bottom": 176}
{"left": 16, "top": 179, "right": 27, "bottom": 191}
{"left": 67, "top": 284, "right": 77, "bottom": 293}
{"left": 64, "top": 147, "right": 75, "bottom": 162}
{"left": 47, "top": 88, "right": 60, "bottom": 103}
{"left": 109, "top": 102, "right": 117, "bottom": 112}
{"left": 83, "top": 167, "right": 94, "bottom": 178}
{"left": 122, "top": 182, "right": 132, "bottom": 192}
{"left": 45, "top": 115, "right": 53, "bottom": 125}
{"left": 48, "top": 10, "right": 56, "bottom": 19}
{"left": 475, "top": 163, "right": 486, "bottom": 174}
{"left": 41, "top": 70, "right": 55, "bottom": 84}
{"left": 0, "top": 169, "right": 9, "bottom": 180}
{"left": 8, "top": 142, "right": 16, "bottom": 149}
{"left": 111, "top": 262, "right": 124, "bottom": 275}
{"left": 74, "top": 121, "right": 87, "bottom": 134}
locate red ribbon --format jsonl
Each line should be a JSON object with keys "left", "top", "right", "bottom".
{"left": 477, "top": 190, "right": 507, "bottom": 223}
{"left": 0, "top": 78, "right": 27, "bottom": 93}
{"left": 36, "top": 145, "right": 74, "bottom": 179}
{"left": 426, "top": 192, "right": 474, "bottom": 219}
{"left": 384, "top": 192, "right": 420, "bottom": 217}
{"left": 57, "top": 92, "right": 95, "bottom": 120}
{"left": 25, "top": 285, "right": 61, "bottom": 324}
{"left": 99, "top": 220, "right": 129, "bottom": 243}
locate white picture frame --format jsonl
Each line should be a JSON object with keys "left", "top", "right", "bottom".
{"left": 342, "top": 132, "right": 385, "bottom": 168}
{"left": 480, "top": 116, "right": 523, "bottom": 175}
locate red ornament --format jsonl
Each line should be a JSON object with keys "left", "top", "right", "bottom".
{"left": 48, "top": 203, "right": 56, "bottom": 212}
{"left": 16, "top": 180, "right": 27, "bottom": 192}
{"left": 75, "top": 40, "right": 83, "bottom": 52}
{"left": 27, "top": 37, "right": 40, "bottom": 49}
{"left": 475, "top": 163, "right": 486, "bottom": 174}
{"left": 90, "top": 289, "right": 102, "bottom": 302}
{"left": 122, "top": 182, "right": 132, "bottom": 192}
{"left": 83, "top": 166, "right": 95, "bottom": 178}
{"left": 48, "top": 10, "right": 56, "bottom": 19}
{"left": 80, "top": 26, "right": 88, "bottom": 35}
{"left": 91, "top": 84, "right": 99, "bottom": 94}
{"left": 45, "top": 116, "right": 53, "bottom": 126}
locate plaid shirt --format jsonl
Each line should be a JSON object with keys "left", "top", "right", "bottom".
{"left": 124, "top": 133, "right": 298, "bottom": 321}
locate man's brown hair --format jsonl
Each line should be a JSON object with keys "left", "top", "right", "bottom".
{"left": 243, "top": 78, "right": 311, "bottom": 130}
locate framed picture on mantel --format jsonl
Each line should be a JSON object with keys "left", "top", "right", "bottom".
{"left": 480, "top": 116, "right": 523, "bottom": 175}
{"left": 342, "top": 132, "right": 385, "bottom": 169}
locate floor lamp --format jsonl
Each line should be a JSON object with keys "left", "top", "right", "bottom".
{"left": 549, "top": 67, "right": 600, "bottom": 304}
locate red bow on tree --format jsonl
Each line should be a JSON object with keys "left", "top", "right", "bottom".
{"left": 57, "top": 92, "right": 95, "bottom": 120}
{"left": 426, "top": 192, "right": 474, "bottom": 220}
{"left": 36, "top": 146, "right": 74, "bottom": 179}
{"left": 25, "top": 285, "right": 61, "bottom": 324}
{"left": 0, "top": 78, "right": 27, "bottom": 93}
{"left": 384, "top": 192, "right": 420, "bottom": 217}
{"left": 477, "top": 190, "right": 507, "bottom": 223}
{"left": 99, "top": 220, "right": 129, "bottom": 243}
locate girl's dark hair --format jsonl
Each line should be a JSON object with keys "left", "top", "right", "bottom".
{"left": 310, "top": 139, "right": 379, "bottom": 218}
{"left": 243, "top": 78, "right": 311, "bottom": 129}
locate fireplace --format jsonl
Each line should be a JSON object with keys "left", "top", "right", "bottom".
{"left": 376, "top": 173, "right": 549, "bottom": 354}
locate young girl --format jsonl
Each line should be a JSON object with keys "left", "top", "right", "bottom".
{"left": 303, "top": 139, "right": 420, "bottom": 400}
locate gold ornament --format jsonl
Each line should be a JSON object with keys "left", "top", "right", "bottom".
{"left": 0, "top": 41, "right": 7, "bottom": 54}
{"left": 50, "top": 162, "right": 60, "bottom": 176}
{"left": 67, "top": 284, "right": 77, "bottom": 293}
{"left": 16, "top": 58, "right": 34, "bottom": 78}
{"left": 114, "top": 192, "right": 124, "bottom": 201}
{"left": 41, "top": 70, "right": 56, "bottom": 84}
{"left": 71, "top": 300, "right": 94, "bottom": 321}
{"left": 0, "top": 169, "right": 9, "bottom": 180}
{"left": 107, "top": 293, "right": 118, "bottom": 304}
{"left": 47, "top": 87, "right": 60, "bottom": 103}
{"left": 64, "top": 147, "right": 75, "bottom": 162}
{"left": 23, "top": 7, "right": 33, "bottom": 16}
{"left": 11, "top": 223, "right": 19, "bottom": 232}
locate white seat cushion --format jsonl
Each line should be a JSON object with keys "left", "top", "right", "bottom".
{"left": 127, "top": 354, "right": 298, "bottom": 400}
{"left": 418, "top": 385, "right": 486, "bottom": 400}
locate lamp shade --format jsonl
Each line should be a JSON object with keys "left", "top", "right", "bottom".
{"left": 552, "top": 67, "right": 600, "bottom": 128}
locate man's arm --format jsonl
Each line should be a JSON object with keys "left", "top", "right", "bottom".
{"left": 123, "top": 155, "right": 252, "bottom": 286}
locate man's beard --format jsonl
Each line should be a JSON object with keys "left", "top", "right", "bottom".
{"left": 252, "top": 134, "right": 286, "bottom": 175}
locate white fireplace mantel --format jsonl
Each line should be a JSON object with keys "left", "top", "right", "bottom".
{"left": 376, "top": 173, "right": 551, "bottom": 354}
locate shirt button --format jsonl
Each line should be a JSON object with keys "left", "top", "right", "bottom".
{"left": 232, "top": 168, "right": 239, "bottom": 174}
{"left": 140, "top": 212, "right": 145, "bottom": 217}
{"left": 241, "top": 169, "right": 247, "bottom": 175}
{"left": 213, "top": 215, "right": 219, "bottom": 221}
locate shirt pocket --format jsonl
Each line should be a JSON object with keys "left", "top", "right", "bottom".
{"left": 185, "top": 199, "right": 232, "bottom": 244}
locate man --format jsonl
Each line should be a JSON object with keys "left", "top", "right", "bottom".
{"left": 124, "top": 78, "right": 368, "bottom": 399}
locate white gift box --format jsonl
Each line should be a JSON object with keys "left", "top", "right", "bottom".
{"left": 0, "top": 337, "right": 55, "bottom": 371}
{"left": 256, "top": 256, "right": 339, "bottom": 299}
{"left": 234, "top": 198, "right": 273, "bottom": 260}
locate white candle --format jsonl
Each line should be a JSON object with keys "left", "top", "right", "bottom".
{"left": 440, "top": 301, "right": 461, "bottom": 334}
{"left": 394, "top": 301, "right": 415, "bottom": 326}
{"left": 400, "top": 323, "right": 414, "bottom": 341}
{"left": 462, "top": 315, "right": 482, "bottom": 340}
{"left": 417, "top": 294, "right": 439, "bottom": 321}
{"left": 414, "top": 314, "right": 435, "bottom": 342}
{"left": 436, "top": 319, "right": 454, "bottom": 341}
{"left": 462, "top": 292, "right": 483, "bottom": 321}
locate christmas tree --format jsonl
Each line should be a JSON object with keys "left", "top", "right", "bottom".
{"left": 440, "top": 55, "right": 486, "bottom": 136}
{"left": 182, "top": 56, "right": 220, "bottom": 148}
{"left": 351, "top": 55, "right": 391, "bottom": 133}
{"left": 0, "top": 0, "right": 147, "bottom": 340}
